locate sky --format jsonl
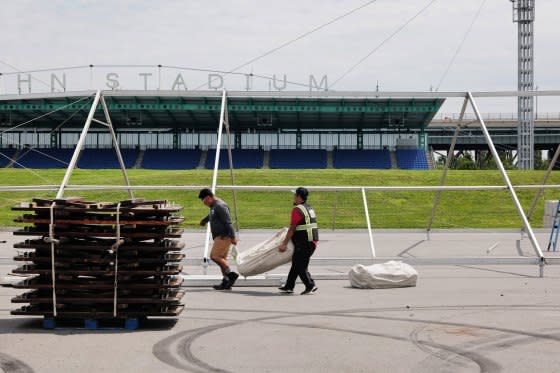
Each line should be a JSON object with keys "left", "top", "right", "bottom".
{"left": 0, "top": 0, "right": 559, "bottom": 112}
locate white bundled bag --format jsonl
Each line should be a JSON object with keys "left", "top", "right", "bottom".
{"left": 233, "top": 228, "right": 294, "bottom": 277}
{"left": 349, "top": 261, "right": 418, "bottom": 289}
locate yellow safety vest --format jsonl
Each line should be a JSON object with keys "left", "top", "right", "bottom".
{"left": 295, "top": 204, "right": 318, "bottom": 242}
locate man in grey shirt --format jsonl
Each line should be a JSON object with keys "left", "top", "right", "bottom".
{"left": 199, "top": 188, "right": 239, "bottom": 290}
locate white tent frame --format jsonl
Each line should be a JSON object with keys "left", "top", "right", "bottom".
{"left": 201, "top": 90, "right": 548, "bottom": 276}
{"left": 1, "top": 89, "right": 559, "bottom": 278}
{"left": 55, "top": 89, "right": 134, "bottom": 199}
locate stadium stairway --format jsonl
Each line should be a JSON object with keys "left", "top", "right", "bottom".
{"left": 390, "top": 151, "right": 398, "bottom": 169}
{"left": 133, "top": 150, "right": 145, "bottom": 169}
{"left": 326, "top": 151, "right": 333, "bottom": 169}
{"left": 198, "top": 150, "right": 207, "bottom": 169}
{"left": 263, "top": 151, "right": 270, "bottom": 169}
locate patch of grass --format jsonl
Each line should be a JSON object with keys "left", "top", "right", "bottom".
{"left": 0, "top": 168, "right": 559, "bottom": 229}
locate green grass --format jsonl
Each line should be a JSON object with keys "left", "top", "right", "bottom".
{"left": 1, "top": 168, "right": 560, "bottom": 229}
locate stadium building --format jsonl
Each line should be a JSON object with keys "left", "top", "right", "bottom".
{"left": 0, "top": 90, "right": 558, "bottom": 170}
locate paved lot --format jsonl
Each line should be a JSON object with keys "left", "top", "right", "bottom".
{"left": 1, "top": 230, "right": 560, "bottom": 372}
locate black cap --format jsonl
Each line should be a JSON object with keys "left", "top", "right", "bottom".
{"left": 293, "top": 187, "right": 309, "bottom": 201}
{"left": 198, "top": 188, "right": 214, "bottom": 200}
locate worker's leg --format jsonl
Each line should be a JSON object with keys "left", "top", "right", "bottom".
{"left": 282, "top": 252, "right": 299, "bottom": 290}
{"left": 297, "top": 243, "right": 316, "bottom": 289}
{"left": 210, "top": 236, "right": 239, "bottom": 289}
{"left": 210, "top": 236, "right": 232, "bottom": 275}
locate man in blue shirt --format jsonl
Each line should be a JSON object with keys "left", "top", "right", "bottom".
{"left": 199, "top": 188, "right": 239, "bottom": 290}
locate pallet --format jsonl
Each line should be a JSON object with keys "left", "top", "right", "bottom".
{"left": 14, "top": 238, "right": 185, "bottom": 251}
{"left": 10, "top": 197, "right": 186, "bottom": 321}
{"left": 42, "top": 317, "right": 142, "bottom": 330}
{"left": 12, "top": 290, "right": 185, "bottom": 305}
{"left": 13, "top": 276, "right": 184, "bottom": 289}
{"left": 12, "top": 304, "right": 184, "bottom": 317}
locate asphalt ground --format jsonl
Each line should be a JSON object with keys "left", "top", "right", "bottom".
{"left": 1, "top": 229, "right": 560, "bottom": 372}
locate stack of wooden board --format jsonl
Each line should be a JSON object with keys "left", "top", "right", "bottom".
{"left": 10, "top": 197, "right": 185, "bottom": 320}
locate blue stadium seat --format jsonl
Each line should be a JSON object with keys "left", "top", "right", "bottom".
{"left": 77, "top": 149, "right": 139, "bottom": 169}
{"left": 333, "top": 150, "right": 391, "bottom": 169}
{"left": 142, "top": 149, "right": 201, "bottom": 170}
{"left": 13, "top": 148, "right": 74, "bottom": 169}
{"left": 205, "top": 149, "right": 264, "bottom": 169}
{"left": 396, "top": 149, "right": 429, "bottom": 170}
{"left": 269, "top": 149, "right": 327, "bottom": 169}
{"left": 0, "top": 148, "right": 17, "bottom": 168}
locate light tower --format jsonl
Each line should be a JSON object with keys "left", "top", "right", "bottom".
{"left": 511, "top": 0, "right": 535, "bottom": 169}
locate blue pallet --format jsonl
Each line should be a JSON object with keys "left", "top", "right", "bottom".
{"left": 43, "top": 317, "right": 140, "bottom": 330}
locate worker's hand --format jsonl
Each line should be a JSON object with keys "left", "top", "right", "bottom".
{"left": 278, "top": 243, "right": 288, "bottom": 252}
{"left": 199, "top": 219, "right": 207, "bottom": 226}
{"left": 231, "top": 237, "right": 238, "bottom": 245}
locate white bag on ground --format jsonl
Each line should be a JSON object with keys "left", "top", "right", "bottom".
{"left": 349, "top": 261, "right": 418, "bottom": 289}
{"left": 234, "top": 228, "right": 294, "bottom": 277}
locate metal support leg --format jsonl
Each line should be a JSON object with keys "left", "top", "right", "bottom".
{"left": 100, "top": 95, "right": 133, "bottom": 199}
{"left": 56, "top": 91, "right": 101, "bottom": 199}
{"left": 224, "top": 109, "right": 240, "bottom": 234}
{"left": 467, "top": 92, "right": 545, "bottom": 270}
{"left": 362, "top": 188, "right": 376, "bottom": 258}
{"left": 427, "top": 96, "right": 469, "bottom": 239}
{"left": 526, "top": 143, "right": 560, "bottom": 221}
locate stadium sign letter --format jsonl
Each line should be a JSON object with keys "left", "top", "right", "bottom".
{"left": 171, "top": 74, "right": 188, "bottom": 90}
{"left": 273, "top": 74, "right": 287, "bottom": 91}
{"left": 106, "top": 73, "right": 120, "bottom": 90}
{"left": 309, "top": 74, "right": 328, "bottom": 91}
{"left": 17, "top": 74, "right": 32, "bottom": 94}
{"left": 51, "top": 73, "right": 66, "bottom": 92}
{"left": 208, "top": 74, "right": 223, "bottom": 90}
{"left": 139, "top": 73, "right": 152, "bottom": 90}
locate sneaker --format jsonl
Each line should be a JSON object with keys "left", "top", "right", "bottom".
{"left": 223, "top": 272, "right": 239, "bottom": 289}
{"left": 278, "top": 286, "right": 294, "bottom": 294}
{"left": 300, "top": 286, "right": 318, "bottom": 295}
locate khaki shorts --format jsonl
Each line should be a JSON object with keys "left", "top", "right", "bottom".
{"left": 211, "top": 236, "right": 233, "bottom": 259}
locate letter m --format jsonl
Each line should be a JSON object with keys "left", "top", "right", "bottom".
{"left": 309, "top": 75, "right": 328, "bottom": 91}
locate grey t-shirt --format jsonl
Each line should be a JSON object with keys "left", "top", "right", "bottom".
{"left": 207, "top": 199, "right": 236, "bottom": 239}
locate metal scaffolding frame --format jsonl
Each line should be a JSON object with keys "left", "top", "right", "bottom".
{"left": 2, "top": 89, "right": 560, "bottom": 280}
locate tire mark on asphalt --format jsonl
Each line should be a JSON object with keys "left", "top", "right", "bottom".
{"left": 154, "top": 307, "right": 515, "bottom": 372}
{"left": 154, "top": 305, "right": 560, "bottom": 372}
{"left": 0, "top": 353, "right": 34, "bottom": 373}
{"left": 153, "top": 314, "right": 286, "bottom": 373}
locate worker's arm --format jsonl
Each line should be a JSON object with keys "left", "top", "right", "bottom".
{"left": 199, "top": 214, "right": 209, "bottom": 226}
{"left": 278, "top": 224, "right": 297, "bottom": 252}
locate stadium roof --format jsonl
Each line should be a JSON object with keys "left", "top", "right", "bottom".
{"left": 0, "top": 90, "right": 445, "bottom": 131}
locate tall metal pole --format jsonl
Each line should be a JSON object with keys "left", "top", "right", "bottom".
{"left": 203, "top": 90, "right": 228, "bottom": 267}
{"left": 511, "top": 0, "right": 535, "bottom": 169}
